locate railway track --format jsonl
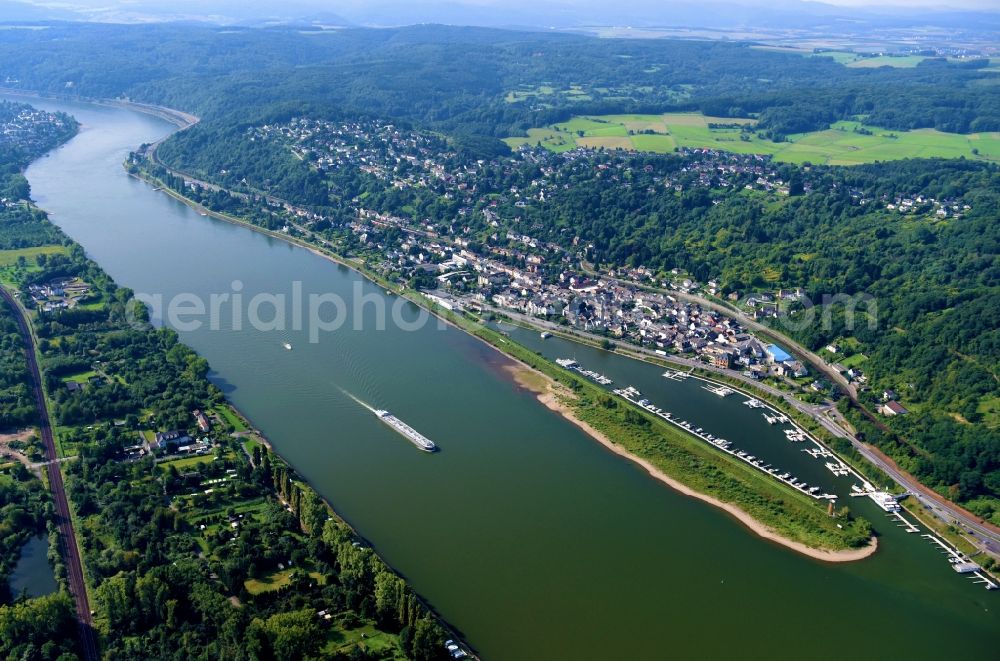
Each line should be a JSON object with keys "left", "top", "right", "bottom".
{"left": 0, "top": 286, "right": 98, "bottom": 661}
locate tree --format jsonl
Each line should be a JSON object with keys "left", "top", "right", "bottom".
{"left": 254, "top": 609, "right": 322, "bottom": 660}
{"left": 410, "top": 617, "right": 444, "bottom": 661}
{"left": 0, "top": 593, "right": 78, "bottom": 659}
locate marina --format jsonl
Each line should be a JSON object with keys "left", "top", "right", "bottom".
{"left": 661, "top": 369, "right": 690, "bottom": 381}
{"left": 560, "top": 354, "right": 1000, "bottom": 597}
{"left": 784, "top": 429, "right": 807, "bottom": 442}
{"left": 702, "top": 384, "right": 734, "bottom": 397}
{"left": 613, "top": 385, "right": 835, "bottom": 501}
{"left": 888, "top": 510, "right": 920, "bottom": 534}
{"left": 922, "top": 534, "right": 997, "bottom": 590}
{"left": 825, "top": 461, "right": 850, "bottom": 477}
{"left": 556, "top": 358, "right": 613, "bottom": 385}
{"left": 17, "top": 93, "right": 999, "bottom": 661}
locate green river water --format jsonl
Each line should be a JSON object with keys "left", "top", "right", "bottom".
{"left": 8, "top": 94, "right": 999, "bottom": 660}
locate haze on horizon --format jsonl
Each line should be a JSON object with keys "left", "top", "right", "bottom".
{"left": 3, "top": 0, "right": 999, "bottom": 28}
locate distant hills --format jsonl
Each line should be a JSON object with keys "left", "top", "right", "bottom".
{"left": 1, "top": 0, "right": 998, "bottom": 34}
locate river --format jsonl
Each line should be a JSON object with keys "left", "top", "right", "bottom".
{"left": 8, "top": 94, "right": 999, "bottom": 660}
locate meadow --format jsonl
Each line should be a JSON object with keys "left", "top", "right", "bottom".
{"left": 504, "top": 112, "right": 1000, "bottom": 165}
{"left": 845, "top": 55, "right": 931, "bottom": 68}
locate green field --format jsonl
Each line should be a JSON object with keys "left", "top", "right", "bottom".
{"left": 0, "top": 245, "right": 70, "bottom": 284}
{"left": 0, "top": 245, "right": 68, "bottom": 266}
{"left": 810, "top": 50, "right": 864, "bottom": 65}
{"left": 159, "top": 452, "right": 219, "bottom": 470}
{"left": 505, "top": 113, "right": 1000, "bottom": 165}
{"left": 214, "top": 405, "right": 248, "bottom": 432}
{"left": 977, "top": 395, "right": 1000, "bottom": 428}
{"left": 847, "top": 55, "right": 930, "bottom": 68}
{"left": 752, "top": 47, "right": 934, "bottom": 68}
{"left": 505, "top": 84, "right": 592, "bottom": 104}
{"left": 838, "top": 353, "right": 869, "bottom": 369}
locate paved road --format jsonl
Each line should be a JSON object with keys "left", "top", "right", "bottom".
{"left": 144, "top": 153, "right": 1000, "bottom": 559}
{"left": 0, "top": 287, "right": 99, "bottom": 660}
{"left": 583, "top": 268, "right": 858, "bottom": 397}
{"left": 475, "top": 300, "right": 1000, "bottom": 555}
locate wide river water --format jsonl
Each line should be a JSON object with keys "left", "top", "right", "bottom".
{"left": 9, "top": 94, "right": 999, "bottom": 659}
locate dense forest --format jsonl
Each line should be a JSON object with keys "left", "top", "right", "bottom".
{"left": 0, "top": 296, "right": 36, "bottom": 428}
{"left": 65, "top": 428, "right": 449, "bottom": 660}
{"left": 149, "top": 112, "right": 1000, "bottom": 522}
{"left": 1, "top": 19, "right": 999, "bottom": 646}
{"left": 0, "top": 23, "right": 998, "bottom": 147}
{"left": 11, "top": 246, "right": 452, "bottom": 659}
{"left": 0, "top": 101, "right": 81, "bottom": 660}
{"left": 0, "top": 101, "right": 454, "bottom": 659}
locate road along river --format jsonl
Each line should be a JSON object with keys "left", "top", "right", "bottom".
{"left": 10, "top": 93, "right": 999, "bottom": 660}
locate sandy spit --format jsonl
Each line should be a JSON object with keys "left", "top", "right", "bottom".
{"left": 503, "top": 364, "right": 877, "bottom": 563}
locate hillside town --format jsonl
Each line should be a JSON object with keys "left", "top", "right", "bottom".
{"left": 199, "top": 118, "right": 957, "bottom": 391}
{"left": 0, "top": 100, "right": 76, "bottom": 166}
{"left": 149, "top": 117, "right": 986, "bottom": 405}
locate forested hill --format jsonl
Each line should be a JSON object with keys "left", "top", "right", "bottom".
{"left": 0, "top": 23, "right": 998, "bottom": 142}
{"left": 150, "top": 113, "right": 1000, "bottom": 522}
{"left": 4, "top": 20, "right": 999, "bottom": 516}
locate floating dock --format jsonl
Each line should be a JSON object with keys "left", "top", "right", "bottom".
{"left": 784, "top": 429, "right": 807, "bottom": 442}
{"left": 922, "top": 534, "right": 998, "bottom": 590}
{"left": 763, "top": 413, "right": 788, "bottom": 425}
{"left": 557, "top": 358, "right": 613, "bottom": 385}
{"left": 613, "top": 386, "right": 833, "bottom": 501}
{"left": 825, "top": 461, "right": 850, "bottom": 477}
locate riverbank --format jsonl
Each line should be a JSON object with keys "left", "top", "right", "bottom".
{"left": 502, "top": 363, "right": 877, "bottom": 562}
{"left": 131, "top": 148, "right": 877, "bottom": 559}
{"left": 0, "top": 88, "right": 200, "bottom": 130}
{"left": 2, "top": 96, "right": 477, "bottom": 658}
{"left": 18, "top": 90, "right": 1000, "bottom": 661}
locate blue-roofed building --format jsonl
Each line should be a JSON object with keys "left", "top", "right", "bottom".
{"left": 766, "top": 344, "right": 792, "bottom": 364}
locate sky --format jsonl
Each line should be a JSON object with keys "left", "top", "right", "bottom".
{"left": 12, "top": 0, "right": 1000, "bottom": 11}
{"left": 4, "top": 0, "right": 999, "bottom": 25}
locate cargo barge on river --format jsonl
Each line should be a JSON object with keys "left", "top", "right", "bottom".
{"left": 375, "top": 410, "right": 438, "bottom": 452}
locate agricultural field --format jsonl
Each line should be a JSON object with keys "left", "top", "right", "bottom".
{"left": 809, "top": 50, "right": 864, "bottom": 65}
{"left": 753, "top": 47, "right": 935, "bottom": 68}
{"left": 504, "top": 82, "right": 687, "bottom": 108}
{"left": 846, "top": 55, "right": 931, "bottom": 68}
{"left": 504, "top": 84, "right": 592, "bottom": 104}
{"left": 505, "top": 113, "right": 1000, "bottom": 165}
